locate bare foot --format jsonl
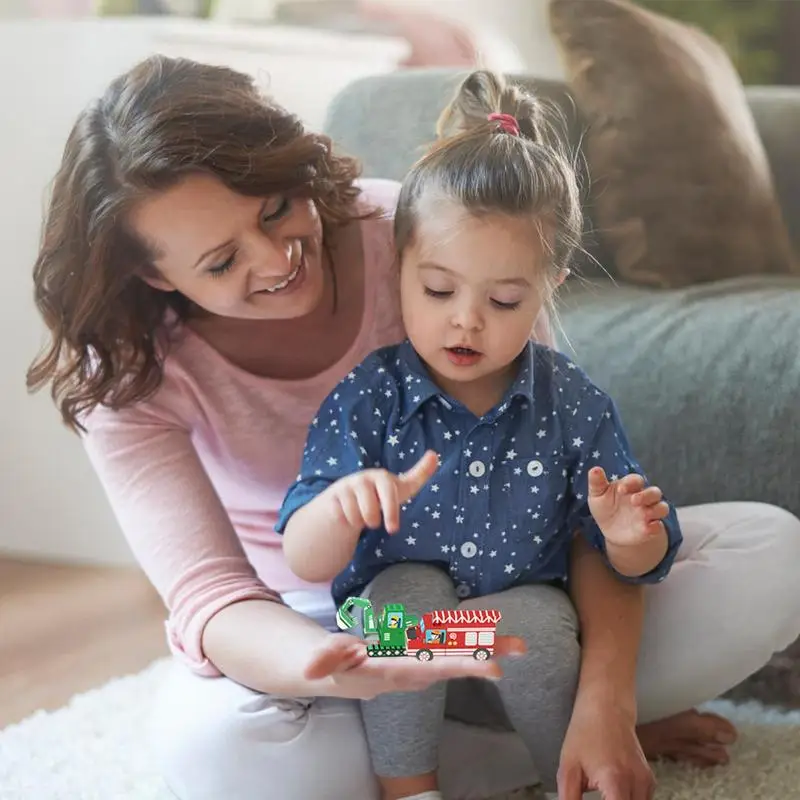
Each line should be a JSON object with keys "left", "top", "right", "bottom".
{"left": 637, "top": 709, "right": 738, "bottom": 768}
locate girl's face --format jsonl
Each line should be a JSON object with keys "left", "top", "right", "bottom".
{"left": 130, "top": 172, "right": 326, "bottom": 320}
{"left": 400, "top": 201, "right": 558, "bottom": 396}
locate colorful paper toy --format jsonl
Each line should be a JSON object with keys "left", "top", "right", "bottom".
{"left": 337, "top": 596, "right": 502, "bottom": 661}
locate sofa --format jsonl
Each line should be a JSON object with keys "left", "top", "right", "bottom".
{"left": 323, "top": 68, "right": 800, "bottom": 525}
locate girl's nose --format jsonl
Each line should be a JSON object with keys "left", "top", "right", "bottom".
{"left": 452, "top": 300, "right": 483, "bottom": 331}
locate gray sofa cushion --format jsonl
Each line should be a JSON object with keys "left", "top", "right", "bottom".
{"left": 556, "top": 275, "right": 800, "bottom": 513}
{"left": 323, "top": 70, "right": 800, "bottom": 516}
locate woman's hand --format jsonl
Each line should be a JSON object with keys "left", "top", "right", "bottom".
{"left": 304, "top": 632, "right": 526, "bottom": 700}
{"left": 558, "top": 698, "right": 655, "bottom": 800}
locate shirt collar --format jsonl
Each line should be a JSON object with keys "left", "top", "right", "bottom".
{"left": 505, "top": 339, "right": 536, "bottom": 405}
{"left": 396, "top": 340, "right": 446, "bottom": 425}
{"left": 395, "top": 339, "right": 537, "bottom": 425}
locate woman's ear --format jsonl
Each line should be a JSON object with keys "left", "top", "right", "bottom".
{"left": 555, "top": 267, "right": 571, "bottom": 287}
{"left": 139, "top": 272, "right": 175, "bottom": 293}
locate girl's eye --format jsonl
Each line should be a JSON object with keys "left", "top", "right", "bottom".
{"left": 261, "top": 197, "right": 291, "bottom": 224}
{"left": 424, "top": 287, "right": 452, "bottom": 299}
{"left": 492, "top": 299, "right": 521, "bottom": 310}
{"left": 209, "top": 252, "right": 236, "bottom": 278}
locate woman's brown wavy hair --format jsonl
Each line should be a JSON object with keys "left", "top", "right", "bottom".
{"left": 27, "top": 55, "right": 367, "bottom": 432}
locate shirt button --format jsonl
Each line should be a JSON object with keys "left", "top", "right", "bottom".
{"left": 455, "top": 583, "right": 471, "bottom": 599}
{"left": 527, "top": 459, "right": 544, "bottom": 477}
{"left": 460, "top": 541, "right": 478, "bottom": 558}
{"left": 468, "top": 460, "right": 486, "bottom": 477}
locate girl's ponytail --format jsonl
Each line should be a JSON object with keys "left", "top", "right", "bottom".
{"left": 436, "top": 70, "right": 547, "bottom": 145}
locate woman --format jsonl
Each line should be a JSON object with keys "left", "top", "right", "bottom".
{"left": 27, "top": 55, "right": 800, "bottom": 800}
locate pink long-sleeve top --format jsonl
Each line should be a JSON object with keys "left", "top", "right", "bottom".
{"left": 82, "top": 179, "right": 405, "bottom": 677}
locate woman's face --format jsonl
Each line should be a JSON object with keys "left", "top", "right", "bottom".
{"left": 130, "top": 172, "right": 326, "bottom": 320}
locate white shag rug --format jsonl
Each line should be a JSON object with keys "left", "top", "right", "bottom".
{"left": 2, "top": 659, "right": 800, "bottom": 800}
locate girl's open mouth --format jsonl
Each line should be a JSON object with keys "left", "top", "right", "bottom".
{"left": 445, "top": 346, "right": 482, "bottom": 366}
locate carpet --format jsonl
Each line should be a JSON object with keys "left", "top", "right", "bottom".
{"left": 2, "top": 659, "right": 800, "bottom": 800}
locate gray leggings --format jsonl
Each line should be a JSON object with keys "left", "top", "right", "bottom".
{"left": 357, "top": 562, "right": 580, "bottom": 791}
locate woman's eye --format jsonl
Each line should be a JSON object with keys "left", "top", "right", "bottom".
{"left": 261, "top": 197, "right": 291, "bottom": 224}
{"left": 492, "top": 299, "right": 521, "bottom": 310}
{"left": 424, "top": 287, "right": 452, "bottom": 299}
{"left": 209, "top": 253, "right": 236, "bottom": 278}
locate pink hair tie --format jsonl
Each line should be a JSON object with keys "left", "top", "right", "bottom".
{"left": 488, "top": 112, "right": 520, "bottom": 136}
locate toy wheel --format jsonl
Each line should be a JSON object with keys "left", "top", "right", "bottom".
{"left": 416, "top": 649, "right": 433, "bottom": 662}
{"left": 473, "top": 648, "right": 490, "bottom": 661}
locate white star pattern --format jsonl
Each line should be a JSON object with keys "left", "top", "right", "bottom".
{"left": 283, "top": 342, "right": 677, "bottom": 607}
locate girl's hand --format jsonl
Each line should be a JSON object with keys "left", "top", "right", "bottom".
{"left": 558, "top": 698, "right": 655, "bottom": 800}
{"left": 329, "top": 450, "right": 439, "bottom": 534}
{"left": 587, "top": 467, "right": 669, "bottom": 548}
{"left": 304, "top": 632, "right": 526, "bottom": 700}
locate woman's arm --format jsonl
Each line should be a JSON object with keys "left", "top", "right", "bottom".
{"left": 82, "top": 401, "right": 336, "bottom": 696}
{"left": 569, "top": 533, "right": 643, "bottom": 716}
{"left": 202, "top": 596, "right": 352, "bottom": 695}
{"left": 83, "top": 399, "right": 490, "bottom": 699}
{"left": 558, "top": 534, "right": 654, "bottom": 800}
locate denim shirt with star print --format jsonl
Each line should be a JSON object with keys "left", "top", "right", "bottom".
{"left": 276, "top": 339, "right": 683, "bottom": 607}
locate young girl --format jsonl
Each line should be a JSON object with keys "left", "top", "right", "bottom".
{"left": 277, "top": 71, "right": 681, "bottom": 800}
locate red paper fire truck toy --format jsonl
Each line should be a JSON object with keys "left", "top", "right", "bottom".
{"left": 336, "top": 597, "right": 502, "bottom": 661}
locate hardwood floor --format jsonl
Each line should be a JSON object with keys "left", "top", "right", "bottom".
{"left": 0, "top": 556, "right": 168, "bottom": 728}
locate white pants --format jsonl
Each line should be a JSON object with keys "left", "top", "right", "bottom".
{"left": 151, "top": 503, "right": 800, "bottom": 800}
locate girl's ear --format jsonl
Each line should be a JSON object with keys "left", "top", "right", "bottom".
{"left": 555, "top": 267, "right": 571, "bottom": 287}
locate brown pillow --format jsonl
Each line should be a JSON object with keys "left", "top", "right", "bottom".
{"left": 548, "top": 0, "right": 799, "bottom": 288}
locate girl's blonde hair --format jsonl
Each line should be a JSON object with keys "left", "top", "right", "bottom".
{"left": 395, "top": 70, "right": 583, "bottom": 293}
